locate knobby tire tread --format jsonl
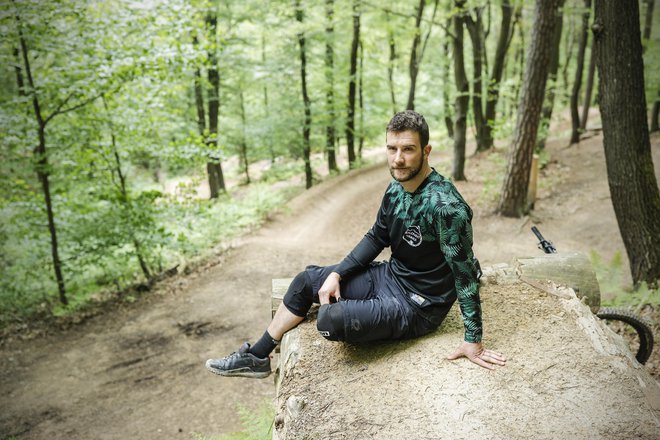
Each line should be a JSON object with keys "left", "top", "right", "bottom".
{"left": 597, "top": 307, "right": 654, "bottom": 364}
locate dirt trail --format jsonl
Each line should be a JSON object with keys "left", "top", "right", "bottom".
{"left": 1, "top": 128, "right": 658, "bottom": 439}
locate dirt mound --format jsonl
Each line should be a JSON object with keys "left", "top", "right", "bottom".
{"left": 274, "top": 275, "right": 659, "bottom": 439}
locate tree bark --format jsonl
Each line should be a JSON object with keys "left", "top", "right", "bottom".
{"left": 296, "top": 0, "right": 313, "bottom": 189}
{"left": 570, "top": 0, "right": 591, "bottom": 144}
{"left": 580, "top": 43, "right": 596, "bottom": 131}
{"left": 346, "top": 0, "right": 360, "bottom": 168}
{"left": 452, "top": 3, "right": 469, "bottom": 181}
{"left": 498, "top": 0, "right": 560, "bottom": 217}
{"left": 643, "top": 0, "right": 655, "bottom": 52}
{"left": 325, "top": 0, "right": 338, "bottom": 172}
{"left": 537, "top": 0, "right": 565, "bottom": 150}
{"left": 192, "top": 35, "right": 206, "bottom": 136}
{"left": 17, "top": 15, "right": 68, "bottom": 305}
{"left": 358, "top": 40, "right": 364, "bottom": 159}
{"left": 442, "top": 31, "right": 454, "bottom": 138}
{"left": 465, "top": 7, "right": 487, "bottom": 152}
{"left": 238, "top": 90, "right": 250, "bottom": 184}
{"left": 205, "top": 11, "right": 225, "bottom": 198}
{"left": 406, "top": 0, "right": 425, "bottom": 111}
{"left": 593, "top": 0, "right": 660, "bottom": 285}
{"left": 651, "top": 93, "right": 659, "bottom": 132}
{"left": 386, "top": 12, "right": 397, "bottom": 114}
{"left": 483, "top": 0, "right": 514, "bottom": 150}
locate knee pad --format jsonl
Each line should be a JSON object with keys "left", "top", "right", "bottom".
{"left": 317, "top": 304, "right": 345, "bottom": 341}
{"left": 283, "top": 271, "right": 314, "bottom": 316}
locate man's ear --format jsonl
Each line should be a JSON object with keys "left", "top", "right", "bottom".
{"left": 424, "top": 144, "right": 432, "bottom": 157}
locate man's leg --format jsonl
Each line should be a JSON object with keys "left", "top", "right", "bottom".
{"left": 205, "top": 270, "right": 315, "bottom": 378}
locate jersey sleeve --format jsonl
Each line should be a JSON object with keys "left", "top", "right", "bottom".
{"left": 436, "top": 202, "right": 483, "bottom": 343}
{"left": 334, "top": 189, "right": 390, "bottom": 279}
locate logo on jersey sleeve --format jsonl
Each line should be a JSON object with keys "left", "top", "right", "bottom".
{"left": 402, "top": 225, "right": 423, "bottom": 247}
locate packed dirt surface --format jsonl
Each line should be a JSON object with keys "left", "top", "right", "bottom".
{"left": 1, "top": 122, "right": 658, "bottom": 439}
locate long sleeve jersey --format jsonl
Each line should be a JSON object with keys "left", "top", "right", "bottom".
{"left": 335, "top": 169, "right": 483, "bottom": 342}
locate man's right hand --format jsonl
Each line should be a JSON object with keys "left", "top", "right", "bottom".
{"left": 318, "top": 272, "right": 342, "bottom": 305}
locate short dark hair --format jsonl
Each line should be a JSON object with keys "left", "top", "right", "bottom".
{"left": 386, "top": 110, "right": 429, "bottom": 147}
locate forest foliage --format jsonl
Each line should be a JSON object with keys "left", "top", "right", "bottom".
{"left": 1, "top": 0, "right": 657, "bottom": 325}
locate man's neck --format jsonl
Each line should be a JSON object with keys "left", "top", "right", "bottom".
{"left": 401, "top": 164, "right": 432, "bottom": 193}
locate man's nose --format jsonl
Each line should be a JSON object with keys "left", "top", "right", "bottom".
{"left": 394, "top": 150, "right": 404, "bottom": 163}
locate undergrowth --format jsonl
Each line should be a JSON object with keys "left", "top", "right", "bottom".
{"left": 191, "top": 400, "right": 274, "bottom": 440}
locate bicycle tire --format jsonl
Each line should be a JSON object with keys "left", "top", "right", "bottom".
{"left": 596, "top": 307, "right": 654, "bottom": 365}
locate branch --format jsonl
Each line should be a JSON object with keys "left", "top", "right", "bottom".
{"left": 361, "top": 0, "right": 455, "bottom": 38}
{"left": 43, "top": 85, "right": 122, "bottom": 127}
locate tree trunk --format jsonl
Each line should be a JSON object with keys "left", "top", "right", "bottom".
{"left": 580, "top": 44, "right": 596, "bottom": 131}
{"left": 358, "top": 40, "right": 364, "bottom": 159}
{"left": 206, "top": 11, "right": 225, "bottom": 198}
{"left": 296, "top": 1, "right": 313, "bottom": 189}
{"left": 386, "top": 12, "right": 397, "bottom": 114}
{"left": 239, "top": 90, "right": 250, "bottom": 184}
{"left": 452, "top": 4, "right": 469, "bottom": 181}
{"left": 510, "top": 7, "right": 525, "bottom": 118}
{"left": 442, "top": 24, "right": 454, "bottom": 138}
{"left": 537, "top": 0, "right": 565, "bottom": 150}
{"left": 325, "top": 0, "right": 338, "bottom": 172}
{"left": 406, "top": 0, "right": 426, "bottom": 111}
{"left": 262, "top": 33, "right": 275, "bottom": 162}
{"left": 570, "top": 0, "right": 591, "bottom": 144}
{"left": 498, "top": 0, "right": 560, "bottom": 217}
{"left": 651, "top": 94, "right": 659, "bottom": 132}
{"left": 192, "top": 35, "right": 206, "bottom": 136}
{"left": 483, "top": 0, "right": 514, "bottom": 150}
{"left": 465, "top": 7, "right": 487, "bottom": 152}
{"left": 346, "top": 0, "right": 360, "bottom": 168}
{"left": 593, "top": 0, "right": 660, "bottom": 285}
{"left": 17, "top": 18, "right": 68, "bottom": 305}
{"left": 643, "top": 0, "right": 655, "bottom": 52}
{"left": 102, "top": 95, "right": 152, "bottom": 281}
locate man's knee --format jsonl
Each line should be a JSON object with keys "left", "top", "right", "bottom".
{"left": 317, "top": 304, "right": 345, "bottom": 341}
{"left": 283, "top": 270, "right": 314, "bottom": 316}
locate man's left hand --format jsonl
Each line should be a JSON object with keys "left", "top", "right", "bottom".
{"left": 447, "top": 341, "right": 506, "bottom": 370}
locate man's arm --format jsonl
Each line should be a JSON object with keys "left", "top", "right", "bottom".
{"left": 438, "top": 202, "right": 505, "bottom": 369}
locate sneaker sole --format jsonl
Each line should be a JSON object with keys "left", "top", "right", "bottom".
{"left": 205, "top": 363, "right": 271, "bottom": 379}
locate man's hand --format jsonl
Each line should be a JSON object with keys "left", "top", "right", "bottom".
{"left": 318, "top": 272, "right": 342, "bottom": 305}
{"left": 447, "top": 341, "right": 506, "bottom": 370}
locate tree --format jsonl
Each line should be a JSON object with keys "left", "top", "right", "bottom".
{"left": 465, "top": 6, "right": 487, "bottom": 151}
{"left": 498, "top": 0, "right": 561, "bottom": 217}
{"left": 205, "top": 9, "right": 226, "bottom": 198}
{"left": 537, "top": 0, "right": 565, "bottom": 150}
{"left": 406, "top": 0, "right": 439, "bottom": 111}
{"left": 569, "top": 0, "right": 591, "bottom": 144}
{"left": 295, "top": 0, "right": 313, "bottom": 189}
{"left": 452, "top": 2, "right": 469, "bottom": 181}
{"left": 325, "top": 0, "right": 338, "bottom": 172}
{"left": 592, "top": 0, "right": 660, "bottom": 285}
{"left": 385, "top": 11, "right": 398, "bottom": 114}
{"left": 345, "top": 0, "right": 360, "bottom": 168}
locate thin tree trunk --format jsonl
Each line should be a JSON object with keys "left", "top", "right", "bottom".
{"left": 102, "top": 95, "right": 151, "bottom": 280}
{"left": 206, "top": 11, "right": 225, "bottom": 198}
{"left": 510, "top": 7, "right": 525, "bottom": 118}
{"left": 325, "top": 0, "right": 338, "bottom": 172}
{"left": 498, "top": 0, "right": 560, "bottom": 217}
{"left": 192, "top": 35, "right": 206, "bottom": 136}
{"left": 483, "top": 0, "right": 514, "bottom": 150}
{"left": 406, "top": 0, "right": 425, "bottom": 111}
{"left": 262, "top": 33, "right": 275, "bottom": 162}
{"left": 593, "top": 0, "right": 660, "bottom": 285}
{"left": 643, "top": 0, "right": 655, "bottom": 52}
{"left": 465, "top": 7, "right": 487, "bottom": 152}
{"left": 651, "top": 93, "right": 659, "bottom": 132}
{"left": 296, "top": 0, "right": 313, "bottom": 189}
{"left": 385, "top": 11, "right": 397, "bottom": 114}
{"left": 537, "top": 0, "right": 565, "bottom": 150}
{"left": 570, "top": 0, "right": 591, "bottom": 144}
{"left": 442, "top": 25, "right": 454, "bottom": 138}
{"left": 16, "top": 15, "right": 68, "bottom": 305}
{"left": 580, "top": 43, "right": 596, "bottom": 131}
{"left": 346, "top": 0, "right": 360, "bottom": 168}
{"left": 239, "top": 90, "right": 250, "bottom": 184}
{"left": 358, "top": 40, "right": 364, "bottom": 159}
{"left": 452, "top": 3, "right": 469, "bottom": 181}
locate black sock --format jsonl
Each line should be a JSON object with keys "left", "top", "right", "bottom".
{"left": 249, "top": 331, "right": 279, "bottom": 359}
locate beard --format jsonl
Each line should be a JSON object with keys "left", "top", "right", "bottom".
{"left": 389, "top": 156, "right": 424, "bottom": 182}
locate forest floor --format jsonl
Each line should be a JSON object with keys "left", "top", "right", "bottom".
{"left": 0, "top": 116, "right": 658, "bottom": 439}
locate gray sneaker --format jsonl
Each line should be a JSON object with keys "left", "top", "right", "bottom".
{"left": 205, "top": 342, "right": 271, "bottom": 378}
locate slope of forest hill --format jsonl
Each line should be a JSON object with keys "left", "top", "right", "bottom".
{"left": 0, "top": 120, "right": 658, "bottom": 440}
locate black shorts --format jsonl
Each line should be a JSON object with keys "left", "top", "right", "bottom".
{"left": 283, "top": 262, "right": 454, "bottom": 343}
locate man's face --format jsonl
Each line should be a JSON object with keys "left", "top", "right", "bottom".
{"left": 386, "top": 130, "right": 427, "bottom": 183}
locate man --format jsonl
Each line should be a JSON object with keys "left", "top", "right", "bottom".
{"left": 206, "top": 110, "right": 506, "bottom": 378}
